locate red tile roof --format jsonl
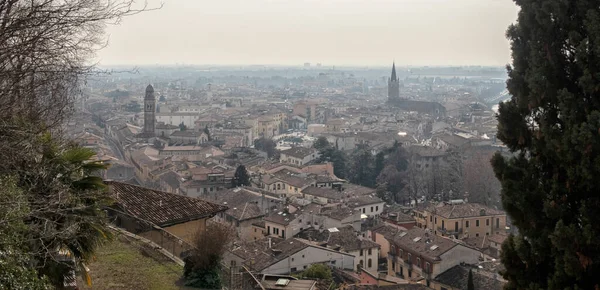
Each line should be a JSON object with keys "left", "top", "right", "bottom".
{"left": 107, "top": 181, "right": 227, "bottom": 227}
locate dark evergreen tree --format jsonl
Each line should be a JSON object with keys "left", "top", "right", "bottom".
{"left": 232, "top": 165, "right": 250, "bottom": 187}
{"left": 348, "top": 148, "right": 375, "bottom": 188}
{"left": 313, "top": 136, "right": 330, "bottom": 150}
{"left": 203, "top": 125, "right": 212, "bottom": 141}
{"left": 374, "top": 151, "right": 385, "bottom": 178}
{"left": 467, "top": 269, "right": 474, "bottom": 290}
{"left": 179, "top": 122, "right": 186, "bottom": 131}
{"left": 254, "top": 137, "right": 277, "bottom": 159}
{"left": 492, "top": 1, "right": 600, "bottom": 289}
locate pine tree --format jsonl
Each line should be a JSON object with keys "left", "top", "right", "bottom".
{"left": 467, "top": 269, "right": 474, "bottom": 290}
{"left": 492, "top": 1, "right": 600, "bottom": 289}
{"left": 232, "top": 165, "right": 250, "bottom": 187}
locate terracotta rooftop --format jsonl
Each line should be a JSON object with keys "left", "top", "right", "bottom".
{"left": 388, "top": 227, "right": 459, "bottom": 261}
{"left": 301, "top": 186, "right": 343, "bottom": 200}
{"left": 264, "top": 211, "right": 299, "bottom": 226}
{"left": 434, "top": 265, "right": 505, "bottom": 290}
{"left": 107, "top": 181, "right": 227, "bottom": 227}
{"left": 430, "top": 203, "right": 505, "bottom": 219}
{"left": 342, "top": 184, "right": 376, "bottom": 196}
{"left": 280, "top": 147, "right": 318, "bottom": 159}
{"left": 297, "top": 226, "right": 380, "bottom": 252}
{"left": 347, "top": 195, "right": 385, "bottom": 208}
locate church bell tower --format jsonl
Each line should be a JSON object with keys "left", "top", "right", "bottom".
{"left": 388, "top": 62, "right": 400, "bottom": 101}
{"left": 143, "top": 84, "right": 156, "bottom": 137}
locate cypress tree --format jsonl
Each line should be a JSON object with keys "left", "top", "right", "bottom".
{"left": 492, "top": 1, "right": 600, "bottom": 289}
{"left": 467, "top": 269, "right": 474, "bottom": 290}
{"left": 232, "top": 165, "right": 250, "bottom": 187}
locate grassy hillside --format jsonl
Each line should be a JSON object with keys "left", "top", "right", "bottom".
{"left": 81, "top": 235, "right": 191, "bottom": 290}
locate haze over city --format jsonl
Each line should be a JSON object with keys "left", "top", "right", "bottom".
{"left": 6, "top": 0, "right": 598, "bottom": 289}
{"left": 98, "top": 0, "right": 519, "bottom": 66}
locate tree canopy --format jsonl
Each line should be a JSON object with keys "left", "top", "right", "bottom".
{"left": 492, "top": 0, "right": 600, "bottom": 288}
{"left": 254, "top": 137, "right": 278, "bottom": 159}
{"left": 184, "top": 222, "right": 234, "bottom": 289}
{"left": 232, "top": 165, "right": 251, "bottom": 187}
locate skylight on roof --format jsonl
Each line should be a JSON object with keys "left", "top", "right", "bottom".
{"left": 399, "top": 232, "right": 407, "bottom": 237}
{"left": 430, "top": 245, "right": 439, "bottom": 250}
{"left": 413, "top": 237, "right": 422, "bottom": 242}
{"left": 275, "top": 279, "right": 290, "bottom": 286}
{"left": 328, "top": 227, "right": 339, "bottom": 232}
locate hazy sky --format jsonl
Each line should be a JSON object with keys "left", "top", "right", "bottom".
{"left": 96, "top": 0, "right": 519, "bottom": 67}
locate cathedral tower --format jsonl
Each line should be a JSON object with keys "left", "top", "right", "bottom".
{"left": 143, "top": 84, "right": 156, "bottom": 136}
{"left": 388, "top": 62, "right": 400, "bottom": 101}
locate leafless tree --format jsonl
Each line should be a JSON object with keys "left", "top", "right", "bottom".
{"left": 186, "top": 221, "right": 235, "bottom": 272}
{"left": 400, "top": 161, "right": 428, "bottom": 207}
{"left": 0, "top": 0, "right": 158, "bottom": 130}
{"left": 462, "top": 149, "right": 502, "bottom": 207}
{"left": 0, "top": 0, "right": 159, "bottom": 286}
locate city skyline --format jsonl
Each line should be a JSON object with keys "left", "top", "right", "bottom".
{"left": 96, "top": 0, "right": 519, "bottom": 67}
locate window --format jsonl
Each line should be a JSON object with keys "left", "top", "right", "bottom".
{"left": 276, "top": 184, "right": 280, "bottom": 190}
{"left": 486, "top": 219, "right": 490, "bottom": 226}
{"left": 291, "top": 267, "right": 297, "bottom": 272}
{"left": 368, "top": 259, "right": 372, "bottom": 268}
{"left": 476, "top": 220, "right": 480, "bottom": 227}
{"left": 368, "top": 248, "right": 372, "bottom": 255}
{"left": 417, "top": 258, "right": 421, "bottom": 267}
{"left": 267, "top": 226, "right": 270, "bottom": 235}
{"left": 292, "top": 258, "right": 294, "bottom": 261}
{"left": 304, "top": 265, "right": 307, "bottom": 269}
{"left": 476, "top": 233, "right": 479, "bottom": 237}
{"left": 496, "top": 218, "right": 500, "bottom": 228}
{"left": 455, "top": 221, "right": 459, "bottom": 232}
{"left": 282, "top": 230, "right": 285, "bottom": 238}
{"left": 435, "top": 217, "right": 437, "bottom": 224}
{"left": 331, "top": 260, "right": 336, "bottom": 265}
{"left": 486, "top": 232, "right": 489, "bottom": 236}
{"left": 302, "top": 255, "right": 305, "bottom": 258}
{"left": 430, "top": 216, "right": 432, "bottom": 222}
{"left": 466, "top": 221, "right": 469, "bottom": 228}
{"left": 363, "top": 208, "right": 366, "bottom": 214}
{"left": 371, "top": 206, "right": 373, "bottom": 212}
{"left": 254, "top": 228, "right": 257, "bottom": 232}
{"left": 360, "top": 249, "right": 364, "bottom": 256}
{"left": 441, "top": 220, "right": 445, "bottom": 229}
{"left": 408, "top": 270, "right": 412, "bottom": 278}
{"left": 376, "top": 206, "right": 379, "bottom": 211}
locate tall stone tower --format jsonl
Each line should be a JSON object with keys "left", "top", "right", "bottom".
{"left": 143, "top": 84, "right": 156, "bottom": 137}
{"left": 388, "top": 62, "right": 400, "bottom": 101}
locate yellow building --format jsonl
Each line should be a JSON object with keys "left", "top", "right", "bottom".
{"left": 413, "top": 202, "right": 507, "bottom": 239}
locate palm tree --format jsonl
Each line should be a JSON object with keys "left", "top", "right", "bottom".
{"left": 17, "top": 135, "right": 113, "bottom": 287}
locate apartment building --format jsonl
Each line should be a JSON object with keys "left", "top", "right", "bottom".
{"left": 413, "top": 201, "right": 507, "bottom": 239}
